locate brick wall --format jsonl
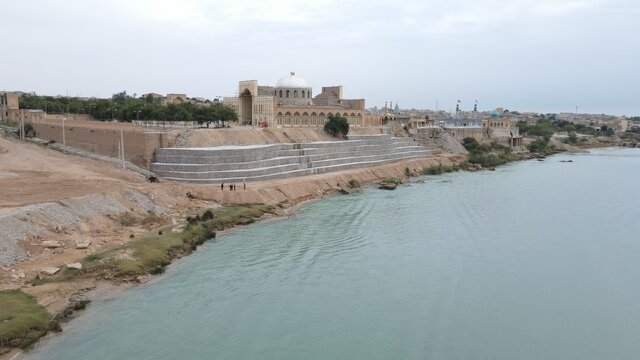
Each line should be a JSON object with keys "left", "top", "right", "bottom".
{"left": 31, "top": 123, "right": 172, "bottom": 168}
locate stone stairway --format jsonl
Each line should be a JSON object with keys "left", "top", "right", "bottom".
{"left": 151, "top": 134, "right": 432, "bottom": 183}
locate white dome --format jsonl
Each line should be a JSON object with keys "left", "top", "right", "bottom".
{"left": 276, "top": 72, "right": 310, "bottom": 88}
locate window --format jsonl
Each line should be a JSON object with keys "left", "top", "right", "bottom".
{"left": 286, "top": 90, "right": 290, "bottom": 98}
{"left": 279, "top": 90, "right": 283, "bottom": 98}
{"left": 294, "top": 90, "right": 298, "bottom": 98}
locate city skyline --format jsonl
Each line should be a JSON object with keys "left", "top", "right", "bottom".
{"left": 1, "top": 0, "right": 638, "bottom": 116}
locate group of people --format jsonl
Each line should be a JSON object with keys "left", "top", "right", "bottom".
{"left": 221, "top": 182, "right": 246, "bottom": 191}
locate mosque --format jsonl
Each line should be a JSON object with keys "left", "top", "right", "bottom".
{"left": 224, "top": 72, "right": 365, "bottom": 128}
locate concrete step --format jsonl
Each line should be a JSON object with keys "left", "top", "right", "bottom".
{"left": 159, "top": 152, "right": 427, "bottom": 184}
{"left": 153, "top": 163, "right": 306, "bottom": 180}
{"left": 152, "top": 155, "right": 304, "bottom": 172}
{"left": 152, "top": 136, "right": 431, "bottom": 183}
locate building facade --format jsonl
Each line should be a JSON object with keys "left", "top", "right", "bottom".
{"left": 224, "top": 73, "right": 365, "bottom": 128}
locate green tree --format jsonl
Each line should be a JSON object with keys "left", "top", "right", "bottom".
{"left": 194, "top": 103, "right": 238, "bottom": 128}
{"left": 462, "top": 137, "right": 480, "bottom": 151}
{"left": 528, "top": 139, "right": 549, "bottom": 153}
{"left": 111, "top": 91, "right": 133, "bottom": 105}
{"left": 324, "top": 114, "right": 350, "bottom": 137}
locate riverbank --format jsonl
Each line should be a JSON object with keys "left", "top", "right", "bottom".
{"left": 0, "top": 128, "right": 625, "bottom": 357}
{"left": 19, "top": 147, "right": 640, "bottom": 360}
{"left": 0, "top": 132, "right": 465, "bottom": 358}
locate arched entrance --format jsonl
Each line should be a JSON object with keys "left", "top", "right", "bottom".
{"left": 240, "top": 89, "right": 253, "bottom": 125}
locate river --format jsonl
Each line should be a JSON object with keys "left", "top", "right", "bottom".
{"left": 23, "top": 148, "right": 640, "bottom": 360}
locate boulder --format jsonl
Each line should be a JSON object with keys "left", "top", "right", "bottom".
{"left": 42, "top": 240, "right": 62, "bottom": 248}
{"left": 66, "top": 263, "right": 82, "bottom": 270}
{"left": 41, "top": 267, "right": 60, "bottom": 275}
{"left": 378, "top": 183, "right": 397, "bottom": 190}
{"left": 75, "top": 239, "right": 92, "bottom": 249}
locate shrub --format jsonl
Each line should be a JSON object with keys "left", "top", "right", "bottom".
{"left": 141, "top": 211, "right": 168, "bottom": 228}
{"left": 527, "top": 139, "right": 549, "bottom": 153}
{"left": 324, "top": 114, "right": 350, "bottom": 137}
{"left": 118, "top": 212, "right": 138, "bottom": 227}
{"left": 347, "top": 179, "right": 360, "bottom": 189}
{"left": 468, "top": 152, "right": 507, "bottom": 167}
{"left": 150, "top": 266, "right": 165, "bottom": 275}
{"left": 462, "top": 137, "right": 480, "bottom": 151}
{"left": 201, "top": 209, "right": 214, "bottom": 221}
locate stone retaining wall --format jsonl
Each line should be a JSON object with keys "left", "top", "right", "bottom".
{"left": 152, "top": 134, "right": 432, "bottom": 183}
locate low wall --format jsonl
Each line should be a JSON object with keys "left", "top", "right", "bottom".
{"left": 30, "top": 122, "right": 172, "bottom": 168}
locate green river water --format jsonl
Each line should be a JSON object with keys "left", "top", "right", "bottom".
{"left": 23, "top": 148, "right": 640, "bottom": 360}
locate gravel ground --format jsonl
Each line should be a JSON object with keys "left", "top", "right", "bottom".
{"left": 0, "top": 189, "right": 161, "bottom": 266}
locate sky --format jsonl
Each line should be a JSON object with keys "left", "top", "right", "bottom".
{"left": 1, "top": 0, "right": 639, "bottom": 115}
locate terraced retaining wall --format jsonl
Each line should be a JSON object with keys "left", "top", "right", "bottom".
{"left": 151, "top": 134, "right": 432, "bottom": 183}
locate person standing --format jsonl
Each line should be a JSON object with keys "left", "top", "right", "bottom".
{"left": 221, "top": 183, "right": 224, "bottom": 190}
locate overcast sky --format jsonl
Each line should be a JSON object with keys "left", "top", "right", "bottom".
{"left": 1, "top": 0, "right": 638, "bottom": 115}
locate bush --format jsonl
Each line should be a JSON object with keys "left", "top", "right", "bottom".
{"left": 118, "top": 212, "right": 138, "bottom": 227}
{"left": 324, "top": 114, "right": 349, "bottom": 137}
{"left": 468, "top": 152, "right": 507, "bottom": 167}
{"left": 528, "top": 139, "right": 549, "bottom": 153}
{"left": 462, "top": 137, "right": 480, "bottom": 151}
{"left": 201, "top": 209, "right": 214, "bottom": 221}
{"left": 347, "top": 179, "right": 360, "bottom": 189}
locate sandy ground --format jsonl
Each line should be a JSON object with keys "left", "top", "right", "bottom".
{"left": 174, "top": 126, "right": 391, "bottom": 147}
{"left": 0, "top": 137, "right": 146, "bottom": 212}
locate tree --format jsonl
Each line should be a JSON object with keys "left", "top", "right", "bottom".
{"left": 214, "top": 102, "right": 238, "bottom": 127}
{"left": 111, "top": 91, "right": 133, "bottom": 105}
{"left": 324, "top": 114, "right": 350, "bottom": 137}
{"left": 461, "top": 137, "right": 480, "bottom": 151}
{"left": 528, "top": 139, "right": 548, "bottom": 153}
{"left": 194, "top": 103, "right": 238, "bottom": 128}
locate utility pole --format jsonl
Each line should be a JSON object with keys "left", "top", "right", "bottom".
{"left": 62, "top": 117, "right": 66, "bottom": 146}
{"left": 20, "top": 110, "right": 25, "bottom": 140}
{"left": 0, "top": 93, "right": 5, "bottom": 122}
{"left": 120, "top": 129, "right": 125, "bottom": 169}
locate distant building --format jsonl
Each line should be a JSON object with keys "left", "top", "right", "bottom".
{"left": 224, "top": 72, "right": 365, "bottom": 127}
{"left": 1, "top": 92, "right": 21, "bottom": 122}
{"left": 163, "top": 94, "right": 189, "bottom": 105}
{"left": 142, "top": 93, "right": 163, "bottom": 100}
{"left": 141, "top": 93, "right": 190, "bottom": 105}
{"left": 483, "top": 109, "right": 522, "bottom": 146}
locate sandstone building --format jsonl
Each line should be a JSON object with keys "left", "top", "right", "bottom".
{"left": 224, "top": 73, "right": 365, "bottom": 128}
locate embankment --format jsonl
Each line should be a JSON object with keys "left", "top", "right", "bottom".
{"left": 0, "top": 130, "right": 464, "bottom": 358}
